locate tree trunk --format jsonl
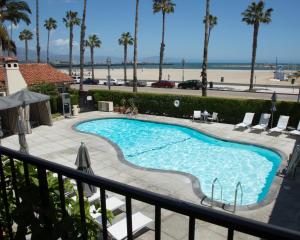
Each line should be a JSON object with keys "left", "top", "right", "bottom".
{"left": 8, "top": 21, "right": 13, "bottom": 56}
{"left": 133, "top": 0, "right": 139, "bottom": 93}
{"left": 159, "top": 12, "right": 166, "bottom": 82}
{"left": 91, "top": 47, "right": 94, "bottom": 80}
{"left": 250, "top": 23, "right": 259, "bottom": 91}
{"left": 47, "top": 30, "right": 50, "bottom": 64}
{"left": 69, "top": 25, "right": 73, "bottom": 76}
{"left": 36, "top": 0, "right": 41, "bottom": 63}
{"left": 201, "top": 0, "right": 210, "bottom": 97}
{"left": 80, "top": 0, "right": 87, "bottom": 91}
{"left": 25, "top": 40, "right": 28, "bottom": 62}
{"left": 124, "top": 44, "right": 127, "bottom": 83}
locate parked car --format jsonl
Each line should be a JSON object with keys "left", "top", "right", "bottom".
{"left": 83, "top": 78, "right": 98, "bottom": 85}
{"left": 125, "top": 80, "right": 147, "bottom": 87}
{"left": 151, "top": 81, "right": 175, "bottom": 88}
{"left": 72, "top": 76, "right": 81, "bottom": 84}
{"left": 178, "top": 80, "right": 202, "bottom": 90}
{"left": 103, "top": 78, "right": 124, "bottom": 86}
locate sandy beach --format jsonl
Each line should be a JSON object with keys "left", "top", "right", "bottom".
{"left": 60, "top": 68, "right": 299, "bottom": 86}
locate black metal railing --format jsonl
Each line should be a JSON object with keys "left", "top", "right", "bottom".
{"left": 1, "top": 146, "right": 300, "bottom": 240}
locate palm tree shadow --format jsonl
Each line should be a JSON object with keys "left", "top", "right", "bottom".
{"left": 268, "top": 171, "right": 300, "bottom": 231}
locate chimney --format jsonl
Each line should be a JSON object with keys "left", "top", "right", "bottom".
{"left": 2, "top": 57, "right": 27, "bottom": 95}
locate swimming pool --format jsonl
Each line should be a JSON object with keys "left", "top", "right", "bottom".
{"left": 75, "top": 118, "right": 282, "bottom": 206}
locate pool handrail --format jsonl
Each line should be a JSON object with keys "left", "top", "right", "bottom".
{"left": 211, "top": 177, "right": 223, "bottom": 207}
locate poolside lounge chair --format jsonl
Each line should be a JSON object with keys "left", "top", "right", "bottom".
{"left": 235, "top": 113, "right": 255, "bottom": 129}
{"left": 107, "top": 212, "right": 153, "bottom": 240}
{"left": 269, "top": 115, "right": 289, "bottom": 134}
{"left": 193, "top": 111, "right": 201, "bottom": 121}
{"left": 207, "top": 112, "right": 219, "bottom": 122}
{"left": 89, "top": 196, "right": 125, "bottom": 224}
{"left": 251, "top": 113, "right": 271, "bottom": 131}
{"left": 289, "top": 121, "right": 300, "bottom": 136}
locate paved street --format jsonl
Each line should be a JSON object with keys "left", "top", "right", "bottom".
{"left": 72, "top": 84, "right": 300, "bottom": 102}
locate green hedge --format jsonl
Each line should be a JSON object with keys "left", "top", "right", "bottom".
{"left": 89, "top": 89, "right": 300, "bottom": 127}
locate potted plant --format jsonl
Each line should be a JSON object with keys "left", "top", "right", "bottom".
{"left": 119, "top": 99, "right": 126, "bottom": 114}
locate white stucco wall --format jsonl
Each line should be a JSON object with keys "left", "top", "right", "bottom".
{"left": 4, "top": 62, "right": 27, "bottom": 95}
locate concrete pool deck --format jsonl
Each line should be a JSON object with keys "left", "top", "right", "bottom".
{"left": 2, "top": 111, "right": 300, "bottom": 239}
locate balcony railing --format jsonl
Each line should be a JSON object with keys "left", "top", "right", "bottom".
{"left": 1, "top": 145, "right": 300, "bottom": 240}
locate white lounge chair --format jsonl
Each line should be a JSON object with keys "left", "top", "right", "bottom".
{"left": 107, "top": 212, "right": 153, "bottom": 240}
{"left": 207, "top": 112, "right": 218, "bottom": 122}
{"left": 235, "top": 113, "right": 255, "bottom": 129}
{"left": 89, "top": 196, "right": 125, "bottom": 224}
{"left": 193, "top": 110, "right": 201, "bottom": 121}
{"left": 289, "top": 121, "right": 300, "bottom": 136}
{"left": 251, "top": 113, "right": 271, "bottom": 131}
{"left": 269, "top": 115, "right": 289, "bottom": 133}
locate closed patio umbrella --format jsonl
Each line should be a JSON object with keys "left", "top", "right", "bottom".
{"left": 17, "top": 116, "right": 29, "bottom": 154}
{"left": 0, "top": 116, "right": 3, "bottom": 145}
{"left": 75, "top": 142, "right": 96, "bottom": 197}
{"left": 271, "top": 91, "right": 277, "bottom": 128}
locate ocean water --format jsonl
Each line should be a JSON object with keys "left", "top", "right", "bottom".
{"left": 76, "top": 118, "right": 282, "bottom": 206}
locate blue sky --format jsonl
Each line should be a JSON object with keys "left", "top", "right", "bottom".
{"left": 11, "top": 0, "right": 300, "bottom": 63}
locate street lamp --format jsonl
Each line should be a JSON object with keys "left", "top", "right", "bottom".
{"left": 182, "top": 58, "right": 185, "bottom": 82}
{"left": 106, "top": 57, "right": 112, "bottom": 90}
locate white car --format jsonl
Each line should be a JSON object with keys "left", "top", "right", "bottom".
{"left": 103, "top": 78, "right": 124, "bottom": 86}
{"left": 72, "top": 76, "right": 81, "bottom": 84}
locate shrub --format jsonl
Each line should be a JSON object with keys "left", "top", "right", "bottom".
{"left": 89, "top": 89, "right": 300, "bottom": 127}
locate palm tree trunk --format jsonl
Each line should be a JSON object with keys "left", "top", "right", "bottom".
{"left": 201, "top": 0, "right": 210, "bottom": 97}
{"left": 91, "top": 47, "right": 94, "bottom": 80}
{"left": 133, "top": 0, "right": 139, "bottom": 93}
{"left": 47, "top": 30, "right": 50, "bottom": 64}
{"left": 80, "top": 0, "right": 87, "bottom": 91}
{"left": 25, "top": 40, "right": 28, "bottom": 62}
{"left": 159, "top": 12, "right": 166, "bottom": 82}
{"left": 69, "top": 25, "right": 73, "bottom": 76}
{"left": 8, "top": 21, "right": 13, "bottom": 56}
{"left": 36, "top": 0, "right": 41, "bottom": 63}
{"left": 124, "top": 44, "right": 127, "bottom": 83}
{"left": 250, "top": 23, "right": 259, "bottom": 91}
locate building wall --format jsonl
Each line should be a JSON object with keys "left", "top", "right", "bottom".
{"left": 4, "top": 62, "right": 27, "bottom": 95}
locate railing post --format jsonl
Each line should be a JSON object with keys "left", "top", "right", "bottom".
{"left": 189, "top": 217, "right": 195, "bottom": 240}
{"left": 37, "top": 167, "right": 53, "bottom": 237}
{"left": 227, "top": 228, "right": 234, "bottom": 240}
{"left": 77, "top": 180, "right": 87, "bottom": 240}
{"left": 9, "top": 157, "right": 20, "bottom": 206}
{"left": 126, "top": 196, "right": 133, "bottom": 240}
{"left": 155, "top": 206, "right": 161, "bottom": 240}
{"left": 23, "top": 162, "right": 30, "bottom": 186}
{"left": 58, "top": 174, "right": 66, "bottom": 217}
{"left": 0, "top": 154, "right": 13, "bottom": 239}
{"left": 100, "top": 188, "right": 108, "bottom": 240}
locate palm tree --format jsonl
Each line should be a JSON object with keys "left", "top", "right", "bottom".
{"left": 201, "top": 0, "right": 210, "bottom": 97}
{"left": 132, "top": 0, "right": 140, "bottom": 93}
{"left": 79, "top": 0, "right": 87, "bottom": 91}
{"left": 19, "top": 29, "right": 33, "bottom": 62}
{"left": 153, "top": 0, "right": 175, "bottom": 82}
{"left": 118, "top": 32, "right": 134, "bottom": 83}
{"left": 85, "top": 34, "right": 101, "bottom": 80}
{"left": 242, "top": 1, "right": 273, "bottom": 91}
{"left": 203, "top": 14, "right": 217, "bottom": 43}
{"left": 36, "top": 0, "right": 40, "bottom": 62}
{"left": 0, "top": 0, "right": 31, "bottom": 55}
{"left": 44, "top": 17, "right": 57, "bottom": 64}
{"left": 63, "top": 11, "right": 81, "bottom": 76}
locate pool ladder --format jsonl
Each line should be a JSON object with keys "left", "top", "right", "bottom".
{"left": 211, "top": 178, "right": 223, "bottom": 207}
{"left": 233, "top": 182, "right": 243, "bottom": 213}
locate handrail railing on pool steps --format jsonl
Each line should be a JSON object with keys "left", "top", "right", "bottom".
{"left": 233, "top": 182, "right": 243, "bottom": 213}
{"left": 211, "top": 178, "right": 223, "bottom": 207}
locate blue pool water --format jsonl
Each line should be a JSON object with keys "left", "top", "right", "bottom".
{"left": 76, "top": 118, "right": 281, "bottom": 205}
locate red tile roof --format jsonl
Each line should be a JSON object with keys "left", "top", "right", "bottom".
{"left": 0, "top": 63, "right": 72, "bottom": 88}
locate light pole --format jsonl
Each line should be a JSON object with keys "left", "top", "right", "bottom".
{"left": 106, "top": 57, "right": 111, "bottom": 90}
{"left": 182, "top": 58, "right": 185, "bottom": 82}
